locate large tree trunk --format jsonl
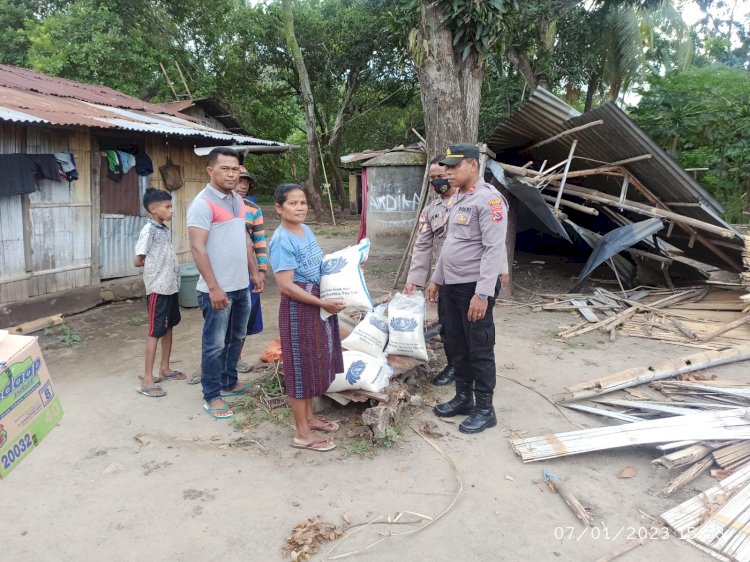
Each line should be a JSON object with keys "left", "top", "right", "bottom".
{"left": 416, "top": 1, "right": 485, "bottom": 155}
{"left": 325, "top": 150, "right": 346, "bottom": 212}
{"left": 321, "top": 69, "right": 358, "bottom": 212}
{"left": 281, "top": 0, "right": 326, "bottom": 219}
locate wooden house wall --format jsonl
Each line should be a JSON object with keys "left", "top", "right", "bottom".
{"left": 145, "top": 137, "right": 209, "bottom": 263}
{"left": 0, "top": 124, "right": 93, "bottom": 304}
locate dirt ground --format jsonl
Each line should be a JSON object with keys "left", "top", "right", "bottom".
{"left": 4, "top": 211, "right": 743, "bottom": 562}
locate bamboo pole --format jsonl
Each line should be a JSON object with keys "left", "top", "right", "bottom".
{"left": 527, "top": 120, "right": 604, "bottom": 151}
{"left": 699, "top": 315, "right": 750, "bottom": 343}
{"left": 545, "top": 184, "right": 736, "bottom": 239}
{"left": 559, "top": 345, "right": 750, "bottom": 402}
{"left": 393, "top": 154, "right": 431, "bottom": 289}
{"left": 541, "top": 195, "right": 598, "bottom": 215}
{"left": 554, "top": 140, "right": 578, "bottom": 211}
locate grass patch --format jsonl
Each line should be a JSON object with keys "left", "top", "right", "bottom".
{"left": 340, "top": 438, "right": 375, "bottom": 458}
{"left": 44, "top": 323, "right": 82, "bottom": 347}
{"left": 131, "top": 313, "right": 147, "bottom": 326}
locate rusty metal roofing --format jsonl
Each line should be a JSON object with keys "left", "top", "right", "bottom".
{"left": 0, "top": 65, "right": 284, "bottom": 147}
{"left": 486, "top": 88, "right": 743, "bottom": 270}
{"left": 0, "top": 64, "right": 177, "bottom": 114}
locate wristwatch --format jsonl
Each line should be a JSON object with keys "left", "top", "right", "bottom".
{"left": 476, "top": 293, "right": 488, "bottom": 300}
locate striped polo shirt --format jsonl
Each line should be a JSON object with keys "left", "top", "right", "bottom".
{"left": 187, "top": 184, "right": 249, "bottom": 293}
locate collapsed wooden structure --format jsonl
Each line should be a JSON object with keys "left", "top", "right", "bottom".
{"left": 507, "top": 342, "right": 750, "bottom": 560}
{"left": 486, "top": 88, "right": 747, "bottom": 291}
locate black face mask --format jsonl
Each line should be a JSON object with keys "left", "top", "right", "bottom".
{"left": 430, "top": 178, "right": 451, "bottom": 195}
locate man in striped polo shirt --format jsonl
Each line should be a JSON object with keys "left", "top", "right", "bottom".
{"left": 235, "top": 165, "right": 266, "bottom": 372}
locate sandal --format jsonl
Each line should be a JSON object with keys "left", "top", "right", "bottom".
{"left": 236, "top": 361, "right": 252, "bottom": 373}
{"left": 137, "top": 385, "right": 166, "bottom": 398}
{"left": 220, "top": 382, "right": 253, "bottom": 398}
{"left": 154, "top": 370, "right": 187, "bottom": 383}
{"left": 291, "top": 438, "right": 336, "bottom": 452}
{"left": 203, "top": 402, "right": 233, "bottom": 420}
{"left": 310, "top": 417, "right": 340, "bottom": 433}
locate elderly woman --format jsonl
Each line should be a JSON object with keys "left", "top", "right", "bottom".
{"left": 268, "top": 183, "right": 345, "bottom": 452}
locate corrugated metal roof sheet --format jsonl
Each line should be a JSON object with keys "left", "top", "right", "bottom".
{"left": 0, "top": 65, "right": 285, "bottom": 147}
{"left": 486, "top": 88, "right": 743, "bottom": 271}
{"left": 0, "top": 64, "right": 178, "bottom": 114}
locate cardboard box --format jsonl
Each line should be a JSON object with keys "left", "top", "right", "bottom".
{"left": 0, "top": 334, "right": 63, "bottom": 478}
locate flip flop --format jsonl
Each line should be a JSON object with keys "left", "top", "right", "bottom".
{"left": 154, "top": 370, "right": 187, "bottom": 383}
{"left": 187, "top": 375, "right": 201, "bottom": 385}
{"left": 203, "top": 402, "right": 233, "bottom": 420}
{"left": 311, "top": 417, "right": 340, "bottom": 433}
{"left": 220, "top": 382, "right": 253, "bottom": 398}
{"left": 137, "top": 385, "right": 166, "bottom": 398}
{"left": 291, "top": 438, "right": 336, "bottom": 452}
{"left": 236, "top": 361, "right": 252, "bottom": 373}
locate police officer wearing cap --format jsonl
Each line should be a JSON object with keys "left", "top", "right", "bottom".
{"left": 404, "top": 157, "right": 458, "bottom": 386}
{"left": 425, "top": 143, "right": 508, "bottom": 434}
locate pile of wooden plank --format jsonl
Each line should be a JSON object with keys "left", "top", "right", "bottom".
{"left": 540, "top": 286, "right": 750, "bottom": 350}
{"left": 508, "top": 347, "right": 750, "bottom": 560}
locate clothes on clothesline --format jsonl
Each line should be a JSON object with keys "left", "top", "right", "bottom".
{"left": 105, "top": 148, "right": 153, "bottom": 180}
{"left": 0, "top": 153, "right": 67, "bottom": 196}
{"left": 54, "top": 152, "right": 79, "bottom": 182}
{"left": 135, "top": 153, "right": 153, "bottom": 176}
{"left": 105, "top": 150, "right": 123, "bottom": 181}
{"left": 116, "top": 150, "right": 135, "bottom": 174}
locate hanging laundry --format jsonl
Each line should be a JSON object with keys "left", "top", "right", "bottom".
{"left": 115, "top": 150, "right": 135, "bottom": 174}
{"left": 0, "top": 154, "right": 36, "bottom": 196}
{"left": 28, "top": 154, "right": 60, "bottom": 181}
{"left": 54, "top": 152, "right": 79, "bottom": 182}
{"left": 135, "top": 152, "right": 153, "bottom": 176}
{"left": 105, "top": 150, "right": 123, "bottom": 181}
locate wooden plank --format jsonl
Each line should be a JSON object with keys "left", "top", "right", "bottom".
{"left": 659, "top": 455, "right": 714, "bottom": 496}
{"left": 653, "top": 443, "right": 719, "bottom": 469}
{"left": 527, "top": 120, "right": 604, "bottom": 151}
{"left": 700, "top": 315, "right": 750, "bottom": 343}
{"left": 511, "top": 408, "right": 750, "bottom": 463}
{"left": 662, "top": 464, "right": 750, "bottom": 537}
{"left": 559, "top": 345, "right": 750, "bottom": 402}
{"left": 563, "top": 403, "right": 640, "bottom": 423}
{"left": 545, "top": 476, "right": 594, "bottom": 526}
{"left": 542, "top": 183, "right": 737, "bottom": 239}
{"left": 570, "top": 299, "right": 600, "bottom": 323}
{"left": 9, "top": 313, "right": 63, "bottom": 334}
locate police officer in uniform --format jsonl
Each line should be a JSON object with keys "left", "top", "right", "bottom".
{"left": 426, "top": 144, "right": 508, "bottom": 434}
{"left": 404, "top": 157, "right": 458, "bottom": 386}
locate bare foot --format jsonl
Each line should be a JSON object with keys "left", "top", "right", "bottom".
{"left": 307, "top": 416, "right": 339, "bottom": 433}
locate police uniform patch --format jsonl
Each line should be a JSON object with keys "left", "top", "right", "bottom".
{"left": 489, "top": 199, "right": 504, "bottom": 222}
{"left": 456, "top": 214, "right": 469, "bottom": 223}
{"left": 418, "top": 213, "right": 427, "bottom": 232}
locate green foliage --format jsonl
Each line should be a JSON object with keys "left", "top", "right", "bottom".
{"left": 25, "top": 1, "right": 164, "bottom": 97}
{"left": 45, "top": 323, "right": 82, "bottom": 347}
{"left": 0, "top": 0, "right": 34, "bottom": 66}
{"left": 437, "top": 0, "right": 513, "bottom": 60}
{"left": 631, "top": 66, "right": 750, "bottom": 223}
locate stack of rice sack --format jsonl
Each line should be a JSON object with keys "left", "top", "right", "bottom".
{"left": 320, "top": 240, "right": 428, "bottom": 394}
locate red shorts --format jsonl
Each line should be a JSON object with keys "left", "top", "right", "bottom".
{"left": 146, "top": 293, "right": 181, "bottom": 338}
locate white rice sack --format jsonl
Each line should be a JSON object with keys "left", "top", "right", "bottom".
{"left": 341, "top": 305, "right": 389, "bottom": 357}
{"left": 327, "top": 351, "right": 392, "bottom": 393}
{"left": 385, "top": 291, "right": 428, "bottom": 361}
{"left": 320, "top": 238, "right": 373, "bottom": 320}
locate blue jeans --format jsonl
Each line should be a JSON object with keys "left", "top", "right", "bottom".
{"left": 198, "top": 289, "right": 251, "bottom": 402}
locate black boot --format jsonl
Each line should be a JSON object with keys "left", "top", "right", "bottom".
{"left": 432, "top": 364, "right": 455, "bottom": 386}
{"left": 434, "top": 378, "right": 473, "bottom": 417}
{"left": 459, "top": 392, "right": 497, "bottom": 434}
